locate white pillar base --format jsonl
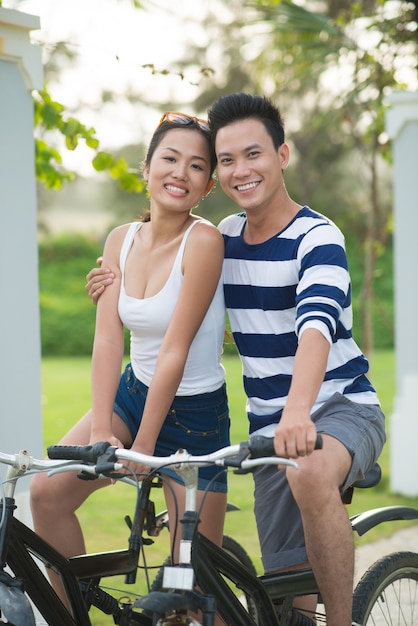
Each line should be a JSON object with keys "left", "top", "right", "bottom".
{"left": 390, "top": 375, "right": 418, "bottom": 496}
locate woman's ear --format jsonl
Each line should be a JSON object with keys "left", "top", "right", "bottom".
{"left": 204, "top": 178, "right": 215, "bottom": 196}
{"left": 143, "top": 165, "right": 149, "bottom": 182}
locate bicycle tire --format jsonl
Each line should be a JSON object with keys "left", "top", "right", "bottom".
{"left": 150, "top": 535, "right": 259, "bottom": 623}
{"left": 352, "top": 550, "right": 418, "bottom": 625}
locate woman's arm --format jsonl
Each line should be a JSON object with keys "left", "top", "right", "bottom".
{"left": 131, "top": 222, "right": 224, "bottom": 455}
{"left": 89, "top": 226, "right": 126, "bottom": 445}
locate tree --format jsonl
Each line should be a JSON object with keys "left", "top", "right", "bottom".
{"left": 171, "top": 0, "right": 416, "bottom": 351}
{"left": 2, "top": 0, "right": 148, "bottom": 192}
{"left": 248, "top": 0, "right": 417, "bottom": 354}
{"left": 33, "top": 83, "right": 145, "bottom": 195}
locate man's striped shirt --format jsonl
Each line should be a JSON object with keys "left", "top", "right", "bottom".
{"left": 218, "top": 206, "right": 379, "bottom": 433}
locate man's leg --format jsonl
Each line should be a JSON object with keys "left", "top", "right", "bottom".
{"left": 287, "top": 435, "right": 353, "bottom": 626}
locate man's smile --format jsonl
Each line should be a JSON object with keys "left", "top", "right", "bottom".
{"left": 235, "top": 181, "right": 261, "bottom": 192}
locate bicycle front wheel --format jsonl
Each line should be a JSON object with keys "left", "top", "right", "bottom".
{"left": 219, "top": 535, "right": 259, "bottom": 622}
{"left": 352, "top": 551, "right": 418, "bottom": 625}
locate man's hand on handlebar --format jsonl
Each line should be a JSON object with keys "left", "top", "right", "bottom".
{"left": 85, "top": 256, "right": 114, "bottom": 305}
{"left": 273, "top": 410, "right": 319, "bottom": 460}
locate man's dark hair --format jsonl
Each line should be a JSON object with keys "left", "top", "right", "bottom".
{"left": 208, "top": 93, "right": 285, "bottom": 150}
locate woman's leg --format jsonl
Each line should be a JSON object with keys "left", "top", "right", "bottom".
{"left": 30, "top": 408, "right": 132, "bottom": 607}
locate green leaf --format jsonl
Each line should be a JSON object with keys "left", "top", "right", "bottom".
{"left": 92, "top": 151, "right": 115, "bottom": 171}
{"left": 109, "top": 158, "right": 129, "bottom": 178}
{"left": 118, "top": 172, "right": 145, "bottom": 193}
{"left": 85, "top": 137, "right": 100, "bottom": 149}
{"left": 62, "top": 117, "right": 81, "bottom": 137}
{"left": 65, "top": 134, "right": 79, "bottom": 150}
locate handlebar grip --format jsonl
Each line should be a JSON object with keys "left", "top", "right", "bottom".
{"left": 248, "top": 434, "right": 323, "bottom": 458}
{"left": 47, "top": 441, "right": 113, "bottom": 462}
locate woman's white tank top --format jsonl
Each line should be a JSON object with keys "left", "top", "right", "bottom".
{"left": 118, "top": 221, "right": 226, "bottom": 395}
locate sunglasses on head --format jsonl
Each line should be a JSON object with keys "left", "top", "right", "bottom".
{"left": 158, "top": 111, "right": 210, "bottom": 133}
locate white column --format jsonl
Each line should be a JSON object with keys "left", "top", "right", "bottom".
{"left": 385, "top": 91, "right": 418, "bottom": 496}
{"left": 0, "top": 7, "right": 43, "bottom": 505}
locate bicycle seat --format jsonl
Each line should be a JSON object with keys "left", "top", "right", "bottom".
{"left": 341, "top": 463, "right": 381, "bottom": 505}
{"left": 352, "top": 463, "right": 382, "bottom": 489}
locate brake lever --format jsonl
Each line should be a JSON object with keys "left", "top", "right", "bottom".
{"left": 223, "top": 443, "right": 251, "bottom": 470}
{"left": 76, "top": 447, "right": 121, "bottom": 481}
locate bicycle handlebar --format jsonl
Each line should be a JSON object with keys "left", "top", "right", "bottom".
{"left": 47, "top": 441, "right": 114, "bottom": 463}
{"left": 46, "top": 433, "right": 323, "bottom": 473}
{"left": 0, "top": 435, "right": 323, "bottom": 485}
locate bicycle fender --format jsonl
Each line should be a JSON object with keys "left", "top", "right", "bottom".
{"left": 0, "top": 572, "right": 36, "bottom": 626}
{"left": 350, "top": 505, "right": 418, "bottom": 537}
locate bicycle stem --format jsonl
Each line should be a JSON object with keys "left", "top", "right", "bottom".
{"left": 2, "top": 450, "right": 32, "bottom": 499}
{"left": 173, "top": 458, "right": 199, "bottom": 512}
{"left": 0, "top": 452, "right": 34, "bottom": 568}
{"left": 171, "top": 462, "right": 200, "bottom": 567}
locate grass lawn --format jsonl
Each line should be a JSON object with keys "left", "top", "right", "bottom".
{"left": 40, "top": 351, "right": 418, "bottom": 624}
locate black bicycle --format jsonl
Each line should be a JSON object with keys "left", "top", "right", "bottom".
{"left": 2, "top": 438, "right": 418, "bottom": 625}
{"left": 0, "top": 446, "right": 256, "bottom": 625}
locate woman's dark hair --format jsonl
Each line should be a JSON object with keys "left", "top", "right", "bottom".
{"left": 144, "top": 119, "right": 217, "bottom": 177}
{"left": 208, "top": 93, "right": 285, "bottom": 150}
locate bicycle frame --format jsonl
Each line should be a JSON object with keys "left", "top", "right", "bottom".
{"left": 3, "top": 440, "right": 418, "bottom": 626}
{"left": 189, "top": 504, "right": 418, "bottom": 626}
{"left": 7, "top": 515, "right": 91, "bottom": 626}
{"left": 0, "top": 449, "right": 249, "bottom": 626}
{"left": 0, "top": 453, "right": 157, "bottom": 625}
{"left": 9, "top": 501, "right": 415, "bottom": 626}
{"left": 2, "top": 496, "right": 154, "bottom": 625}
{"left": 134, "top": 447, "right": 418, "bottom": 625}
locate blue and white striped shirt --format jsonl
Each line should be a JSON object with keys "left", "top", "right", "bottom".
{"left": 218, "top": 206, "right": 379, "bottom": 433}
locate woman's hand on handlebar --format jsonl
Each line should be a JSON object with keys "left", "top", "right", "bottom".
{"left": 89, "top": 430, "right": 154, "bottom": 479}
{"left": 123, "top": 441, "right": 155, "bottom": 478}
{"left": 89, "top": 432, "right": 123, "bottom": 482}
{"left": 85, "top": 256, "right": 114, "bottom": 305}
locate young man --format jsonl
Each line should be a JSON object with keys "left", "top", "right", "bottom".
{"left": 86, "top": 93, "right": 386, "bottom": 626}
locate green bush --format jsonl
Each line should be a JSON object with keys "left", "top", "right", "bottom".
{"left": 39, "top": 234, "right": 100, "bottom": 355}
{"left": 347, "top": 239, "right": 394, "bottom": 350}
{"left": 39, "top": 233, "right": 394, "bottom": 356}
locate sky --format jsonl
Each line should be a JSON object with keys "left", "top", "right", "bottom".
{"left": 4, "top": 0, "right": 417, "bottom": 177}
{"left": 4, "top": 0, "right": 222, "bottom": 174}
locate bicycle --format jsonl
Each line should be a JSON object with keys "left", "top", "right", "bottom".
{"left": 0, "top": 446, "right": 256, "bottom": 626}
{"left": 2, "top": 438, "right": 418, "bottom": 625}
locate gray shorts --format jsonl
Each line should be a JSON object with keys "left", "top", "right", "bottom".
{"left": 253, "top": 393, "right": 386, "bottom": 573}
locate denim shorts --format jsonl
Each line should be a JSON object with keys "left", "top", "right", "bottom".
{"left": 253, "top": 393, "right": 386, "bottom": 572}
{"left": 114, "top": 364, "right": 230, "bottom": 492}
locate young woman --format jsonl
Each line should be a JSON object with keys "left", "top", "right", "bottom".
{"left": 30, "top": 113, "right": 229, "bottom": 617}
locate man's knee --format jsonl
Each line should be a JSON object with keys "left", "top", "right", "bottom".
{"left": 286, "top": 455, "right": 323, "bottom": 492}
{"left": 286, "top": 451, "right": 346, "bottom": 508}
